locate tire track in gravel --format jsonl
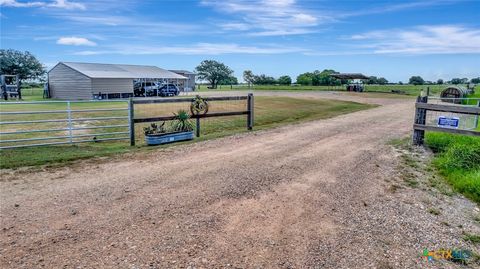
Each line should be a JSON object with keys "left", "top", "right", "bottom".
{"left": 3, "top": 94, "right": 475, "bottom": 268}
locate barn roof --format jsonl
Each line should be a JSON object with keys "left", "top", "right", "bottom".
{"left": 330, "top": 73, "right": 369, "bottom": 79}
{"left": 169, "top": 70, "right": 196, "bottom": 75}
{"left": 52, "top": 62, "right": 187, "bottom": 79}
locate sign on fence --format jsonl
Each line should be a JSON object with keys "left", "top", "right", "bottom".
{"left": 437, "top": 116, "right": 459, "bottom": 129}
{"left": 413, "top": 96, "right": 480, "bottom": 145}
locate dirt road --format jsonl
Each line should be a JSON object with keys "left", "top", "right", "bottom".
{"left": 1, "top": 92, "right": 478, "bottom": 268}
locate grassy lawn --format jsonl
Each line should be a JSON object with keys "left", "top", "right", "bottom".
{"left": 0, "top": 96, "right": 375, "bottom": 169}
{"left": 425, "top": 133, "right": 480, "bottom": 203}
{"left": 197, "top": 84, "right": 450, "bottom": 96}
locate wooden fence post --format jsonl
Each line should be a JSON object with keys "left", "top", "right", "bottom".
{"left": 128, "top": 98, "right": 135, "bottom": 146}
{"left": 413, "top": 95, "right": 428, "bottom": 145}
{"left": 247, "top": 93, "right": 254, "bottom": 130}
{"left": 196, "top": 117, "right": 201, "bottom": 137}
{"left": 475, "top": 100, "right": 480, "bottom": 129}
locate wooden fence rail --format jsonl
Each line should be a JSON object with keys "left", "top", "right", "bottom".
{"left": 413, "top": 96, "right": 480, "bottom": 145}
{"left": 129, "top": 94, "right": 253, "bottom": 146}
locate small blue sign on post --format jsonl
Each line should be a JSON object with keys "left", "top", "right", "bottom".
{"left": 437, "top": 116, "right": 459, "bottom": 128}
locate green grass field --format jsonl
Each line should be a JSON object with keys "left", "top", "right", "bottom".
{"left": 0, "top": 95, "right": 375, "bottom": 169}
{"left": 198, "top": 84, "right": 452, "bottom": 96}
{"left": 425, "top": 133, "right": 480, "bottom": 204}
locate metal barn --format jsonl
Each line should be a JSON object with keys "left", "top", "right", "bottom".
{"left": 169, "top": 70, "right": 196, "bottom": 91}
{"left": 48, "top": 62, "right": 187, "bottom": 99}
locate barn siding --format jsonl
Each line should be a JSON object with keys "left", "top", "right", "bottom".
{"left": 48, "top": 63, "right": 92, "bottom": 99}
{"left": 91, "top": 78, "right": 133, "bottom": 94}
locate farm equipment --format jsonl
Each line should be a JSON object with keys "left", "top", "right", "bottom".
{"left": 330, "top": 73, "right": 369, "bottom": 92}
{"left": 1, "top": 74, "right": 22, "bottom": 100}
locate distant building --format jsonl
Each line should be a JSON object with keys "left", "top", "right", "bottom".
{"left": 48, "top": 62, "right": 187, "bottom": 99}
{"left": 169, "top": 70, "right": 196, "bottom": 91}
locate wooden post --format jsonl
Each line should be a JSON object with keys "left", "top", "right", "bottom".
{"left": 0, "top": 75, "right": 6, "bottom": 100}
{"left": 196, "top": 117, "right": 201, "bottom": 137}
{"left": 128, "top": 98, "right": 135, "bottom": 146}
{"left": 16, "top": 75, "right": 22, "bottom": 100}
{"left": 475, "top": 100, "right": 480, "bottom": 129}
{"left": 247, "top": 93, "right": 254, "bottom": 130}
{"left": 413, "top": 95, "right": 428, "bottom": 145}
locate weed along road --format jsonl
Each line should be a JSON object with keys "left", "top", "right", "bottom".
{"left": 0, "top": 93, "right": 477, "bottom": 268}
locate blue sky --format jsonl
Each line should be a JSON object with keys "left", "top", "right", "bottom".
{"left": 1, "top": 0, "right": 479, "bottom": 82}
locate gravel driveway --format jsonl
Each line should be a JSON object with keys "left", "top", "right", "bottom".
{"left": 1, "top": 92, "right": 479, "bottom": 268}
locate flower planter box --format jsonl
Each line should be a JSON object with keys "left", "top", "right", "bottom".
{"left": 145, "top": 131, "right": 194, "bottom": 145}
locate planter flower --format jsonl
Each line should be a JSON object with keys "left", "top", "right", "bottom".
{"left": 144, "top": 110, "right": 194, "bottom": 145}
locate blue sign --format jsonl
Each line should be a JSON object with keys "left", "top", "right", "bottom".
{"left": 437, "top": 116, "right": 459, "bottom": 128}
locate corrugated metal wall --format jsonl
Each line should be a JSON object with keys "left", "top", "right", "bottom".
{"left": 91, "top": 78, "right": 133, "bottom": 94}
{"left": 48, "top": 63, "right": 92, "bottom": 99}
{"left": 48, "top": 63, "right": 135, "bottom": 99}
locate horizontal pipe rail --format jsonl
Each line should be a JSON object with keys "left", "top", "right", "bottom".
{"left": 0, "top": 116, "right": 129, "bottom": 125}
{"left": 0, "top": 137, "right": 130, "bottom": 150}
{"left": 0, "top": 108, "right": 128, "bottom": 115}
{"left": 0, "top": 132, "right": 130, "bottom": 143}
{"left": 0, "top": 100, "right": 128, "bottom": 105}
{"left": 0, "top": 125, "right": 129, "bottom": 135}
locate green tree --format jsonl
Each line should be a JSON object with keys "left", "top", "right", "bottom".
{"left": 471, "top": 77, "right": 480, "bottom": 84}
{"left": 0, "top": 49, "right": 45, "bottom": 81}
{"left": 365, "top": 76, "right": 378, "bottom": 85}
{"left": 316, "top": 69, "right": 340, "bottom": 86}
{"left": 243, "top": 70, "right": 255, "bottom": 88}
{"left": 377, "top": 77, "right": 388, "bottom": 85}
{"left": 219, "top": 75, "right": 238, "bottom": 85}
{"left": 277, "top": 75, "right": 292, "bottom": 85}
{"left": 409, "top": 76, "right": 425, "bottom": 85}
{"left": 450, "top": 78, "right": 462, "bottom": 84}
{"left": 195, "top": 60, "right": 234, "bottom": 89}
{"left": 253, "top": 74, "right": 276, "bottom": 85}
{"left": 296, "top": 73, "right": 313, "bottom": 85}
{"left": 437, "top": 79, "right": 444, "bottom": 84}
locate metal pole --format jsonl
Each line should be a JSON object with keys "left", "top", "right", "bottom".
{"left": 247, "top": 93, "right": 254, "bottom": 130}
{"left": 67, "top": 101, "right": 73, "bottom": 144}
{"left": 128, "top": 98, "right": 135, "bottom": 146}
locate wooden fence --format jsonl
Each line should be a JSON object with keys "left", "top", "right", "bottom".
{"left": 129, "top": 94, "right": 253, "bottom": 146}
{"left": 413, "top": 96, "right": 480, "bottom": 145}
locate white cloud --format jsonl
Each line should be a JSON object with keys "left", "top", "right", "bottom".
{"left": 202, "top": 0, "right": 322, "bottom": 36}
{"left": 0, "top": 0, "right": 85, "bottom": 10}
{"left": 0, "top": 0, "right": 44, "bottom": 7}
{"left": 74, "top": 43, "right": 305, "bottom": 55}
{"left": 338, "top": 0, "right": 465, "bottom": 18}
{"left": 57, "top": 36, "right": 97, "bottom": 46}
{"left": 349, "top": 25, "right": 480, "bottom": 55}
{"left": 48, "top": 0, "right": 85, "bottom": 10}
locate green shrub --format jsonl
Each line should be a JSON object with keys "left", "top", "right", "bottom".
{"left": 425, "top": 133, "right": 480, "bottom": 204}
{"left": 437, "top": 143, "right": 480, "bottom": 171}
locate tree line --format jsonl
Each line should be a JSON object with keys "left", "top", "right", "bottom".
{"left": 196, "top": 60, "right": 479, "bottom": 88}
{"left": 1, "top": 50, "right": 479, "bottom": 88}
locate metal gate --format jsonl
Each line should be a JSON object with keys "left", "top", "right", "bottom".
{"left": 0, "top": 100, "right": 131, "bottom": 149}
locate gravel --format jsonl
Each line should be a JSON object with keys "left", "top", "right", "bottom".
{"left": 1, "top": 92, "right": 478, "bottom": 268}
